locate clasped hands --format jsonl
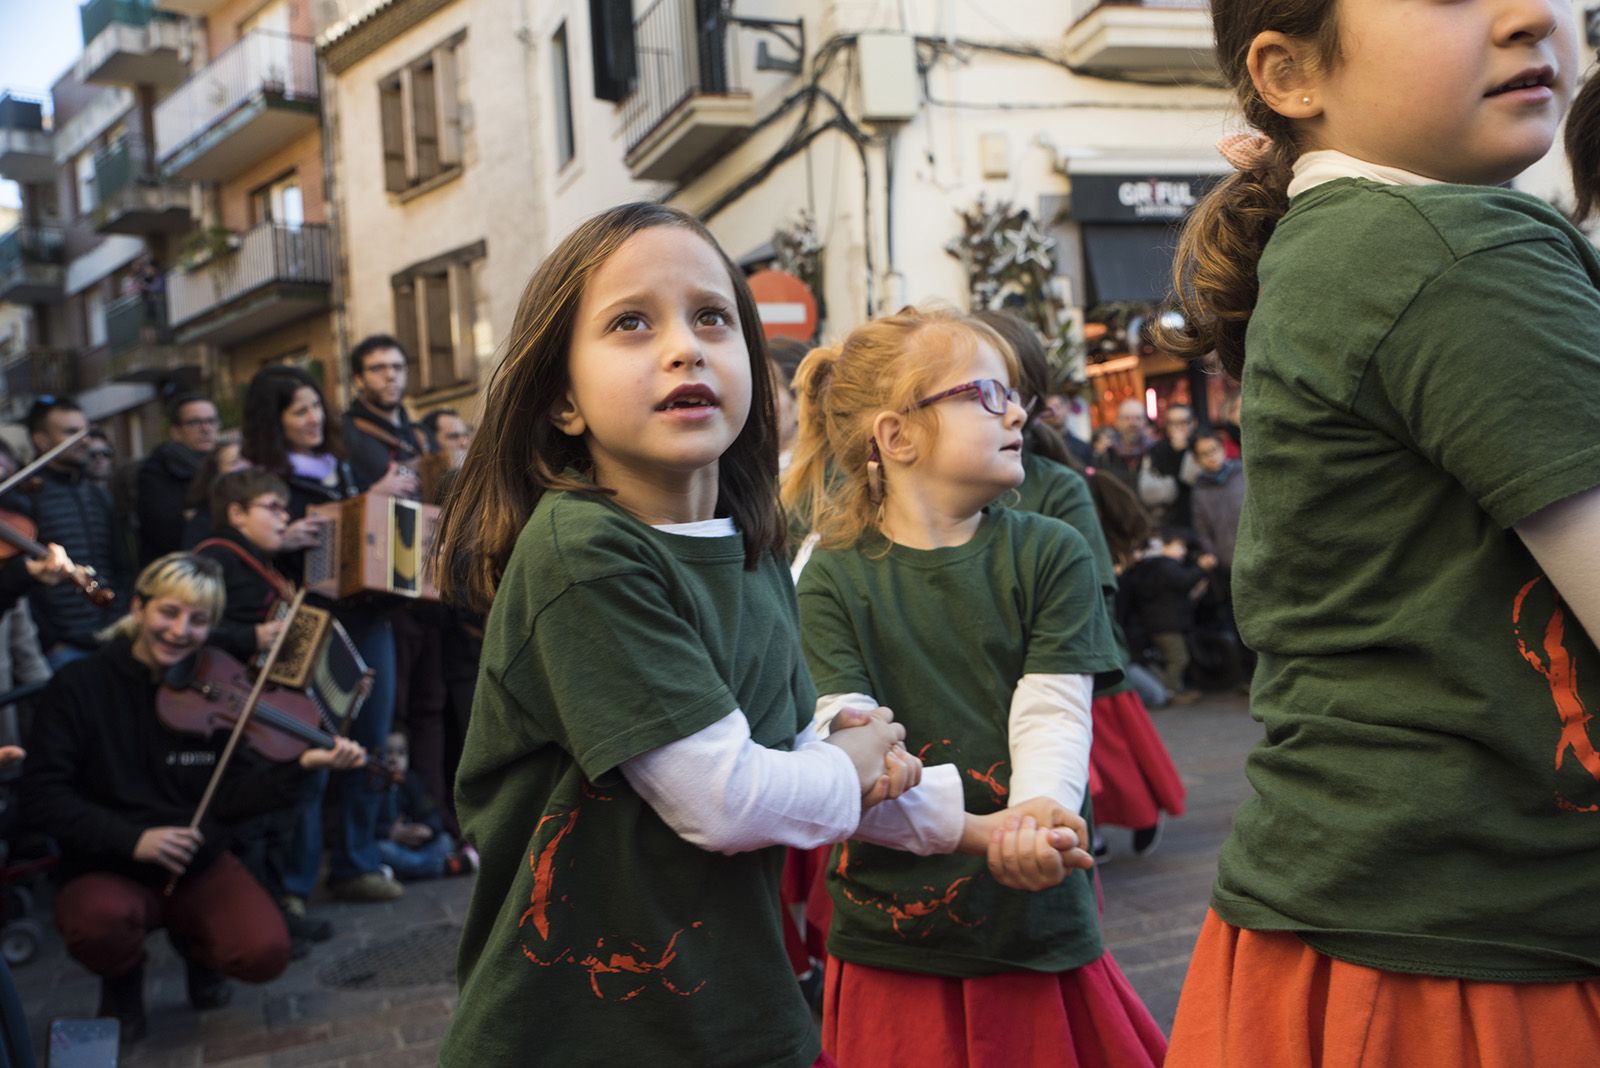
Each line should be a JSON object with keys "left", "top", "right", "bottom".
{"left": 825, "top": 708, "right": 1092, "bottom": 892}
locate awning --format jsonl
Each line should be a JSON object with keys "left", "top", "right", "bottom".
{"left": 1081, "top": 223, "right": 1180, "bottom": 306}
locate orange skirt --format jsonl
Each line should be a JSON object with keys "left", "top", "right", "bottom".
{"left": 1167, "top": 910, "right": 1600, "bottom": 1068}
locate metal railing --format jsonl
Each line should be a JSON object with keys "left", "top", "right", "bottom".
{"left": 154, "top": 30, "right": 318, "bottom": 164}
{"left": 0, "top": 226, "right": 67, "bottom": 270}
{"left": 1, "top": 348, "right": 78, "bottom": 409}
{"left": 621, "top": 0, "right": 740, "bottom": 153}
{"left": 80, "top": 0, "right": 169, "bottom": 45}
{"left": 106, "top": 291, "right": 171, "bottom": 353}
{"left": 0, "top": 92, "right": 47, "bottom": 133}
{"left": 93, "top": 133, "right": 163, "bottom": 200}
{"left": 167, "top": 222, "right": 331, "bottom": 326}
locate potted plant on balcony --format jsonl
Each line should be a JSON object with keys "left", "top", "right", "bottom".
{"left": 176, "top": 225, "right": 239, "bottom": 272}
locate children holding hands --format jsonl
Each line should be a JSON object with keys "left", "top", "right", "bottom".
{"left": 785, "top": 308, "right": 1164, "bottom": 1066}
{"left": 431, "top": 205, "right": 1088, "bottom": 1067}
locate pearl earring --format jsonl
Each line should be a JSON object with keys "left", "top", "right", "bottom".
{"left": 1302, "top": 96, "right": 1312, "bottom": 104}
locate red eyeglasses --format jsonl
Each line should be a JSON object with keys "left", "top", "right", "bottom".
{"left": 910, "top": 378, "right": 1022, "bottom": 416}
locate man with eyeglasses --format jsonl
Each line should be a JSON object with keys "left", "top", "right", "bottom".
{"left": 340, "top": 335, "right": 426, "bottom": 498}
{"left": 136, "top": 394, "right": 222, "bottom": 565}
{"left": 0, "top": 397, "right": 129, "bottom": 669}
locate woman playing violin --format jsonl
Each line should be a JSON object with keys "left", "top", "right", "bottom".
{"left": 19, "top": 553, "right": 365, "bottom": 1044}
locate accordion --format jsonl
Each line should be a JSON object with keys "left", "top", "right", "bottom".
{"left": 304, "top": 493, "right": 440, "bottom": 602}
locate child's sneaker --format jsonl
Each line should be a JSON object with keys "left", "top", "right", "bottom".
{"left": 443, "top": 848, "right": 479, "bottom": 876}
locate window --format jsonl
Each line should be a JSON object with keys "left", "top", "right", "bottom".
{"left": 552, "top": 23, "right": 576, "bottom": 167}
{"left": 75, "top": 150, "right": 97, "bottom": 216}
{"left": 250, "top": 171, "right": 303, "bottom": 226}
{"left": 588, "top": 0, "right": 637, "bottom": 102}
{"left": 391, "top": 241, "right": 488, "bottom": 394}
{"left": 379, "top": 33, "right": 466, "bottom": 194}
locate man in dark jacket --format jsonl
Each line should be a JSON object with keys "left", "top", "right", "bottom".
{"left": 339, "top": 335, "right": 427, "bottom": 495}
{"left": 1, "top": 398, "right": 129, "bottom": 667}
{"left": 136, "top": 394, "right": 221, "bottom": 565}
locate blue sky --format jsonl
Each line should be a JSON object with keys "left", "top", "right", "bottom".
{"left": 0, "top": 0, "right": 89, "bottom": 208}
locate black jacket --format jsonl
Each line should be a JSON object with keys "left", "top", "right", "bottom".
{"left": 136, "top": 441, "right": 205, "bottom": 565}
{"left": 275, "top": 459, "right": 360, "bottom": 592}
{"left": 1125, "top": 556, "right": 1207, "bottom": 635}
{"left": 340, "top": 398, "right": 432, "bottom": 493}
{"left": 20, "top": 637, "right": 309, "bottom": 886}
{"left": 196, "top": 527, "right": 292, "bottom": 662}
{"left": 0, "top": 466, "right": 128, "bottom": 650}
{"left": 0, "top": 557, "right": 28, "bottom": 617}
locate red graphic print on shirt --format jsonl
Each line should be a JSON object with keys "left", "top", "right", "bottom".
{"left": 832, "top": 841, "right": 983, "bottom": 938}
{"left": 517, "top": 793, "right": 708, "bottom": 1000}
{"left": 1513, "top": 576, "right": 1600, "bottom": 813}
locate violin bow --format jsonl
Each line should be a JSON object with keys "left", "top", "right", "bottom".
{"left": 165, "top": 588, "right": 309, "bottom": 896}
{"left": 0, "top": 427, "right": 89, "bottom": 500}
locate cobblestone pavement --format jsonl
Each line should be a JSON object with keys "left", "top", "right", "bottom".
{"left": 15, "top": 692, "right": 1257, "bottom": 1064}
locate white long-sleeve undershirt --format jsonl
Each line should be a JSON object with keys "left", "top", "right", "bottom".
{"left": 1516, "top": 484, "right": 1600, "bottom": 651}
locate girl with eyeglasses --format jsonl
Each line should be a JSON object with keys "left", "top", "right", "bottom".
{"left": 785, "top": 306, "right": 1165, "bottom": 1067}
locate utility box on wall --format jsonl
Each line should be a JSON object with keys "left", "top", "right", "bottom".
{"left": 857, "top": 34, "right": 919, "bottom": 123}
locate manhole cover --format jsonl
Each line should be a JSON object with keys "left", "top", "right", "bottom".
{"left": 318, "top": 923, "right": 460, "bottom": 989}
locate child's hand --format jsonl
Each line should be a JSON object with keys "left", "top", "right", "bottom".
{"left": 987, "top": 814, "right": 1071, "bottom": 891}
{"left": 255, "top": 618, "right": 285, "bottom": 651}
{"left": 280, "top": 516, "right": 323, "bottom": 551}
{"left": 825, "top": 712, "right": 906, "bottom": 804}
{"left": 861, "top": 744, "right": 923, "bottom": 808}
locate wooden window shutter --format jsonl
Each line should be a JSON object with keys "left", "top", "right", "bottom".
{"left": 379, "top": 77, "right": 408, "bottom": 192}
{"left": 392, "top": 277, "right": 420, "bottom": 371}
{"left": 588, "top": 0, "right": 636, "bottom": 102}
{"left": 410, "top": 59, "right": 441, "bottom": 182}
{"left": 421, "top": 271, "right": 455, "bottom": 389}
{"left": 434, "top": 41, "right": 462, "bottom": 167}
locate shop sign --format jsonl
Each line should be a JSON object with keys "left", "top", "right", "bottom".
{"left": 1070, "top": 174, "right": 1224, "bottom": 223}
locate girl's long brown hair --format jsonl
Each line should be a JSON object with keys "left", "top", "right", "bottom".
{"left": 1152, "top": 0, "right": 1341, "bottom": 379}
{"left": 1568, "top": 59, "right": 1600, "bottom": 223}
{"left": 433, "top": 203, "right": 784, "bottom": 613}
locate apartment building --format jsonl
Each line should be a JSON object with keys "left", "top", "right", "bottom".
{"left": 0, "top": 0, "right": 204, "bottom": 455}
{"left": 314, "top": 0, "right": 1242, "bottom": 423}
{"left": 151, "top": 0, "right": 336, "bottom": 417}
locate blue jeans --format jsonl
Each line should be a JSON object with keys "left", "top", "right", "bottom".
{"left": 377, "top": 832, "right": 454, "bottom": 881}
{"left": 283, "top": 607, "right": 397, "bottom": 894}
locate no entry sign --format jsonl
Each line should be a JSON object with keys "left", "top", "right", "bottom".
{"left": 748, "top": 269, "right": 818, "bottom": 341}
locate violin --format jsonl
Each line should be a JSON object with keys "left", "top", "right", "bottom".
{"left": 0, "top": 509, "right": 116, "bottom": 607}
{"left": 158, "top": 647, "right": 399, "bottom": 785}
{"left": 0, "top": 427, "right": 115, "bottom": 608}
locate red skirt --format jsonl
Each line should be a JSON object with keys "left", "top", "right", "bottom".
{"left": 823, "top": 953, "right": 1167, "bottom": 1068}
{"left": 781, "top": 844, "right": 835, "bottom": 973}
{"left": 1089, "top": 690, "right": 1187, "bottom": 829}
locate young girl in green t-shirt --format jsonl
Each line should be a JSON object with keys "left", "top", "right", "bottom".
{"left": 1154, "top": 3, "right": 1600, "bottom": 1065}
{"left": 785, "top": 306, "right": 1167, "bottom": 1067}
{"left": 428, "top": 205, "right": 1088, "bottom": 1067}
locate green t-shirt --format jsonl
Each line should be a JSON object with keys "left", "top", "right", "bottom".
{"left": 797, "top": 508, "right": 1123, "bottom": 977}
{"left": 440, "top": 491, "right": 821, "bottom": 1067}
{"left": 1012, "top": 451, "right": 1135, "bottom": 695}
{"left": 1216, "top": 180, "right": 1600, "bottom": 982}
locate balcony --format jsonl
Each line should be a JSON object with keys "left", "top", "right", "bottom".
{"left": 167, "top": 222, "right": 331, "bottom": 344}
{"left": 1064, "top": 0, "right": 1219, "bottom": 81}
{"left": 0, "top": 227, "right": 66, "bottom": 304}
{"left": 152, "top": 0, "right": 227, "bottom": 16}
{"left": 154, "top": 30, "right": 319, "bottom": 181}
{"left": 0, "top": 93, "right": 54, "bottom": 183}
{"left": 621, "top": 0, "right": 754, "bottom": 182}
{"left": 105, "top": 291, "right": 198, "bottom": 380}
{"left": 0, "top": 347, "right": 78, "bottom": 420}
{"left": 93, "top": 135, "right": 192, "bottom": 234}
{"left": 78, "top": 0, "right": 188, "bottom": 87}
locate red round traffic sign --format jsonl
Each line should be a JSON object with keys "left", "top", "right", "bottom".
{"left": 748, "top": 270, "right": 818, "bottom": 341}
